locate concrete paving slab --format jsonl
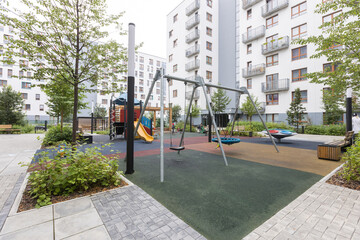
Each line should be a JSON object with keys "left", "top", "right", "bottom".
{"left": 54, "top": 197, "right": 93, "bottom": 219}
{"left": 0, "top": 220, "right": 53, "bottom": 240}
{"left": 0, "top": 205, "right": 52, "bottom": 234}
{"left": 54, "top": 207, "right": 103, "bottom": 240}
{"left": 61, "top": 225, "right": 111, "bottom": 240}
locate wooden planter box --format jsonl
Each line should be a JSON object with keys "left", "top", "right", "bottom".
{"left": 317, "top": 144, "right": 341, "bottom": 161}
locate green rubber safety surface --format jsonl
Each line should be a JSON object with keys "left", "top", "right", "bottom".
{"left": 122, "top": 149, "right": 322, "bottom": 240}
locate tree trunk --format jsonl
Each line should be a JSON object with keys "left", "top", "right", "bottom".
{"left": 60, "top": 110, "right": 64, "bottom": 133}
{"left": 72, "top": 0, "right": 80, "bottom": 145}
{"left": 72, "top": 84, "right": 79, "bottom": 144}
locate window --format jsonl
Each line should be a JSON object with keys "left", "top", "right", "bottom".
{"left": 141, "top": 94, "right": 145, "bottom": 99}
{"left": 156, "top": 89, "right": 160, "bottom": 94}
{"left": 169, "top": 54, "right": 173, "bottom": 62}
{"left": 173, "top": 14, "right": 178, "bottom": 23}
{"left": 266, "top": 54, "right": 278, "bottom": 67}
{"left": 149, "top": 59, "right": 153, "bottom": 65}
{"left": 35, "top": 94, "right": 40, "bottom": 100}
{"left": 247, "top": 44, "right": 252, "bottom": 54}
{"left": 135, "top": 86, "right": 138, "bottom": 92}
{"left": 139, "top": 87, "right": 144, "bottom": 92}
{"left": 266, "top": 94, "right": 279, "bottom": 105}
{"left": 157, "top": 61, "right": 160, "bottom": 67}
{"left": 27, "top": 72, "right": 32, "bottom": 79}
{"left": 206, "top": 12, "right": 212, "bottom": 22}
{"left": 22, "top": 82, "right": 31, "bottom": 89}
{"left": 323, "top": 63, "right": 339, "bottom": 72}
{"left": 169, "top": 30, "right": 173, "bottom": 38}
{"left": 21, "top": 93, "right": 28, "bottom": 99}
{"left": 0, "top": 68, "right": 2, "bottom": 77}
{"left": 100, "top": 90, "right": 105, "bottom": 95}
{"left": 266, "top": 114, "right": 279, "bottom": 122}
{"left": 206, "top": 41, "right": 212, "bottom": 51}
{"left": 292, "top": 46, "right": 307, "bottom": 61}
{"left": 139, "top": 79, "right": 144, "bottom": 85}
{"left": 39, "top": 104, "right": 44, "bottom": 111}
{"left": 266, "top": 15, "right": 278, "bottom": 29}
{"left": 19, "top": 71, "right": 24, "bottom": 78}
{"left": 247, "top": 79, "right": 252, "bottom": 89}
{"left": 173, "top": 64, "right": 178, "bottom": 72}
{"left": 292, "top": 90, "right": 308, "bottom": 103}
{"left": 24, "top": 104, "right": 31, "bottom": 111}
{"left": 291, "top": 2, "right": 307, "bottom": 18}
{"left": 149, "top": 73, "right": 153, "bottom": 79}
{"left": 207, "top": 0, "right": 212, "bottom": 7}
{"left": 0, "top": 80, "right": 7, "bottom": 87}
{"left": 266, "top": 74, "right": 279, "bottom": 89}
{"left": 0, "top": 25, "right": 3, "bottom": 31}
{"left": 0, "top": 45, "right": 3, "bottom": 54}
{"left": 156, "top": 82, "right": 160, "bottom": 88}
{"left": 139, "top": 71, "right": 144, "bottom": 78}
{"left": 140, "top": 56, "right": 144, "bottom": 63}
{"left": 247, "top": 9, "right": 252, "bottom": 20}
{"left": 140, "top": 64, "right": 144, "bottom": 70}
{"left": 291, "top": 24, "right": 307, "bottom": 40}
{"left": 102, "top": 99, "right": 108, "bottom": 105}
{"left": 4, "top": 34, "right": 13, "bottom": 43}
{"left": 206, "top": 27, "right": 212, "bottom": 36}
{"left": 323, "top": 11, "right": 342, "bottom": 24}
{"left": 173, "top": 39, "right": 178, "bottom": 48}
{"left": 206, "top": 56, "right": 212, "bottom": 65}
{"left": 7, "top": 69, "right": 12, "bottom": 78}
{"left": 134, "top": 94, "right": 137, "bottom": 99}
{"left": 292, "top": 68, "right": 307, "bottom": 82}
{"left": 206, "top": 71, "right": 212, "bottom": 81}
{"left": 173, "top": 90, "right": 178, "bottom": 97}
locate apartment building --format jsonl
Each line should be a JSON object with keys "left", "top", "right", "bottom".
{"left": 166, "top": 0, "right": 219, "bottom": 121}
{"left": 238, "top": 0, "right": 337, "bottom": 125}
{"left": 0, "top": 24, "right": 51, "bottom": 123}
{"left": 79, "top": 52, "right": 167, "bottom": 117}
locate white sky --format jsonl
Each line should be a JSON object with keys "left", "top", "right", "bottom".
{"left": 107, "top": 0, "right": 181, "bottom": 58}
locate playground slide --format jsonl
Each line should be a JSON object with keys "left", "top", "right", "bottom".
{"left": 134, "top": 121, "right": 154, "bottom": 143}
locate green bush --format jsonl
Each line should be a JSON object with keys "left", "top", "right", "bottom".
{"left": 175, "top": 121, "right": 196, "bottom": 132}
{"left": 229, "top": 121, "right": 294, "bottom": 132}
{"left": 13, "top": 124, "right": 35, "bottom": 133}
{"left": 27, "top": 145, "right": 122, "bottom": 207}
{"left": 304, "top": 124, "right": 345, "bottom": 136}
{"left": 94, "top": 130, "right": 109, "bottom": 135}
{"left": 339, "top": 136, "right": 360, "bottom": 182}
{"left": 42, "top": 125, "right": 72, "bottom": 146}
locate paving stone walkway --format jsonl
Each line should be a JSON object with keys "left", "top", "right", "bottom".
{"left": 243, "top": 182, "right": 360, "bottom": 240}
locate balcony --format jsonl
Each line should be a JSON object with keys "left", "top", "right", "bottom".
{"left": 242, "top": 63, "right": 265, "bottom": 78}
{"left": 186, "top": 14, "right": 200, "bottom": 30}
{"left": 242, "top": 25, "right": 265, "bottom": 44}
{"left": 261, "top": 78, "right": 289, "bottom": 93}
{"left": 242, "top": 0, "right": 262, "bottom": 10}
{"left": 262, "top": 36, "right": 289, "bottom": 55}
{"left": 186, "top": 29, "right": 200, "bottom": 43}
{"left": 185, "top": 59, "right": 200, "bottom": 72}
{"left": 186, "top": 45, "right": 200, "bottom": 58}
{"left": 186, "top": 89, "right": 200, "bottom": 100}
{"left": 261, "top": 0, "right": 289, "bottom": 18}
{"left": 186, "top": 0, "right": 200, "bottom": 16}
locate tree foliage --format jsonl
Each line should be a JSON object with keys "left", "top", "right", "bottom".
{"left": 294, "top": 0, "right": 360, "bottom": 93}
{"left": 287, "top": 88, "right": 306, "bottom": 131}
{"left": 322, "top": 89, "right": 344, "bottom": 125}
{"left": 171, "top": 104, "right": 182, "bottom": 123}
{"left": 211, "top": 88, "right": 231, "bottom": 113}
{"left": 93, "top": 104, "right": 107, "bottom": 118}
{"left": 0, "top": 0, "right": 127, "bottom": 143}
{"left": 240, "top": 95, "right": 261, "bottom": 123}
{"left": 0, "top": 86, "right": 25, "bottom": 125}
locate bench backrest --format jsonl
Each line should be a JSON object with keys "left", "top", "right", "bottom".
{"left": 344, "top": 131, "right": 354, "bottom": 141}
{"left": 0, "top": 124, "right": 12, "bottom": 129}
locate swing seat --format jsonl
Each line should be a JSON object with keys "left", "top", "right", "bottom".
{"left": 212, "top": 137, "right": 241, "bottom": 145}
{"left": 169, "top": 146, "right": 185, "bottom": 151}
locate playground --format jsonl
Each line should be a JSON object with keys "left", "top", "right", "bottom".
{"left": 86, "top": 132, "right": 342, "bottom": 240}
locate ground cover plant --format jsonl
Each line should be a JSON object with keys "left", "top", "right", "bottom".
{"left": 23, "top": 145, "right": 123, "bottom": 208}
{"left": 42, "top": 125, "right": 72, "bottom": 146}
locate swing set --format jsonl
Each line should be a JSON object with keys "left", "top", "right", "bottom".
{"left": 134, "top": 68, "right": 279, "bottom": 182}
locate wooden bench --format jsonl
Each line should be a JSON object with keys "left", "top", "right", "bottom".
{"left": 0, "top": 124, "right": 21, "bottom": 134}
{"left": 317, "top": 131, "right": 354, "bottom": 161}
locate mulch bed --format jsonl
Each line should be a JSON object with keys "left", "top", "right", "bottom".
{"left": 326, "top": 168, "right": 360, "bottom": 191}
{"left": 18, "top": 179, "right": 128, "bottom": 213}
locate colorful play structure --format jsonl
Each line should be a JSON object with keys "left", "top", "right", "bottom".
{"left": 261, "top": 129, "right": 297, "bottom": 142}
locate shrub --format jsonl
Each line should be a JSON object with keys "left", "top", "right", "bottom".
{"left": 13, "top": 124, "right": 34, "bottom": 133}
{"left": 27, "top": 145, "right": 122, "bottom": 207}
{"left": 94, "top": 130, "right": 109, "bottom": 135}
{"left": 42, "top": 125, "right": 72, "bottom": 146}
{"left": 228, "top": 121, "right": 293, "bottom": 132}
{"left": 304, "top": 124, "right": 345, "bottom": 136}
{"left": 339, "top": 136, "right": 360, "bottom": 182}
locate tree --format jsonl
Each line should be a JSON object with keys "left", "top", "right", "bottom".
{"left": 0, "top": 86, "right": 25, "bottom": 125}
{"left": 0, "top": 0, "right": 127, "bottom": 143}
{"left": 294, "top": 0, "right": 360, "bottom": 93}
{"left": 211, "top": 88, "right": 231, "bottom": 113}
{"left": 93, "top": 104, "right": 107, "bottom": 118}
{"left": 322, "top": 89, "right": 344, "bottom": 125}
{"left": 41, "top": 75, "right": 86, "bottom": 131}
{"left": 190, "top": 104, "right": 200, "bottom": 118}
{"left": 240, "top": 95, "right": 261, "bottom": 128}
{"left": 171, "top": 104, "right": 182, "bottom": 123}
{"left": 287, "top": 88, "right": 306, "bottom": 131}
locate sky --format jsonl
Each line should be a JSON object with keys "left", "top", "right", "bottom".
{"left": 107, "top": 0, "right": 182, "bottom": 58}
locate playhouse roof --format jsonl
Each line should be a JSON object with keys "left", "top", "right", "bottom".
{"left": 113, "top": 93, "right": 141, "bottom": 105}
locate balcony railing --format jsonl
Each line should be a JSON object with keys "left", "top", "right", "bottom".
{"left": 185, "top": 89, "right": 200, "bottom": 100}
{"left": 242, "top": 63, "right": 265, "bottom": 78}
{"left": 186, "top": 14, "right": 200, "bottom": 30}
{"left": 186, "top": 44, "right": 200, "bottom": 58}
{"left": 185, "top": 59, "right": 200, "bottom": 72}
{"left": 186, "top": 0, "right": 200, "bottom": 16}
{"left": 261, "top": 0, "right": 289, "bottom": 17}
{"left": 262, "top": 36, "right": 289, "bottom": 55}
{"left": 242, "top": 0, "right": 262, "bottom": 10}
{"left": 261, "top": 78, "right": 289, "bottom": 93}
{"left": 242, "top": 25, "right": 265, "bottom": 44}
{"left": 186, "top": 29, "right": 200, "bottom": 43}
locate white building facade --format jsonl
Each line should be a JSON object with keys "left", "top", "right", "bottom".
{"left": 238, "top": 0, "right": 337, "bottom": 125}
{"left": 166, "top": 0, "right": 219, "bottom": 121}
